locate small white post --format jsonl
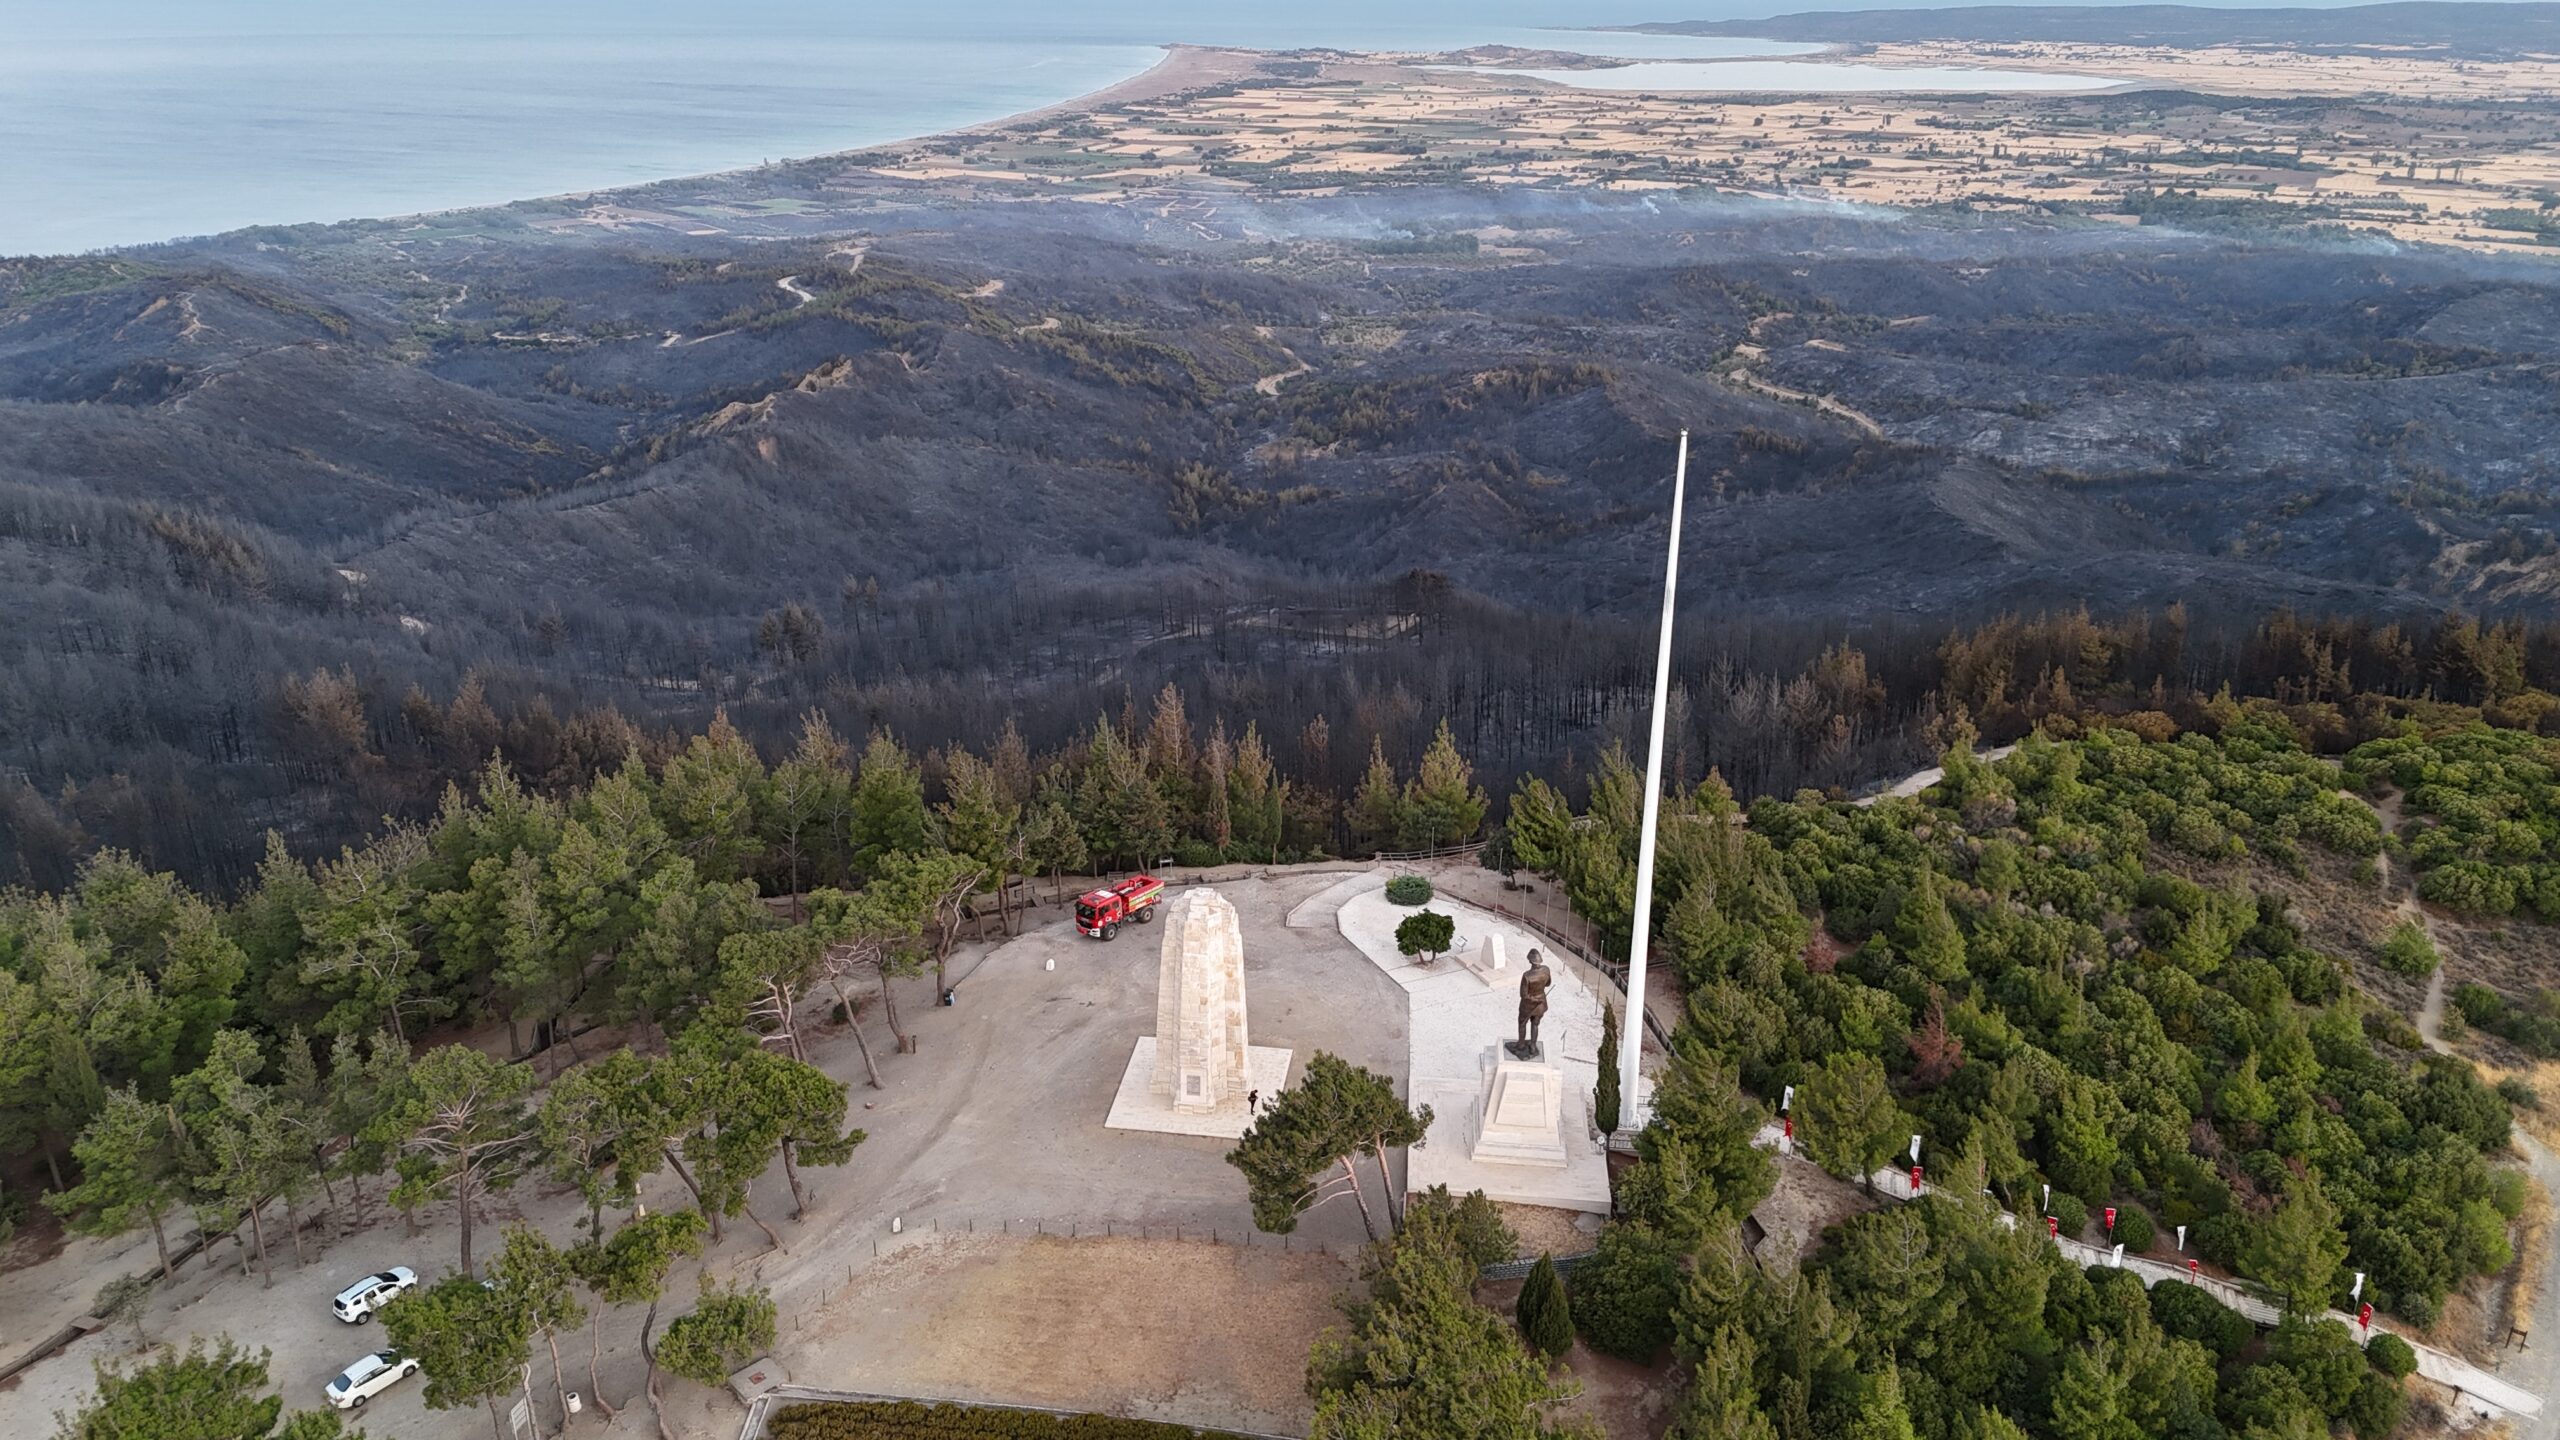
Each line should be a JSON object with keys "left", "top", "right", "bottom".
{"left": 1619, "top": 431, "right": 1690, "bottom": 1119}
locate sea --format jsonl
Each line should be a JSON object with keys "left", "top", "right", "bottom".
{"left": 1, "top": 0, "right": 2098, "bottom": 256}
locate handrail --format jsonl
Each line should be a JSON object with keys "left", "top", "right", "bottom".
{"left": 1371, "top": 841, "right": 1487, "bottom": 863}
{"left": 1479, "top": 899, "right": 1677, "bottom": 1057}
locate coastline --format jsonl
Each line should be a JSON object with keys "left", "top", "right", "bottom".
{"left": 240, "top": 42, "right": 1250, "bottom": 247}
{"left": 48, "top": 22, "right": 2533, "bottom": 257}
{"left": 926, "top": 43, "right": 1269, "bottom": 142}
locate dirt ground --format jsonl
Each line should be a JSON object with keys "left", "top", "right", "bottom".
{"left": 0, "top": 872, "right": 1411, "bottom": 1440}
{"left": 1756, "top": 1155, "right": 1883, "bottom": 1262}
{"left": 1498, "top": 1203, "right": 1606, "bottom": 1262}
{"left": 724, "top": 1233, "right": 1347, "bottom": 1435}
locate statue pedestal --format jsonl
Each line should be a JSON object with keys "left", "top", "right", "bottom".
{"left": 1502, "top": 1039, "right": 1544, "bottom": 1062}
{"left": 1470, "top": 1047, "right": 1568, "bottom": 1169}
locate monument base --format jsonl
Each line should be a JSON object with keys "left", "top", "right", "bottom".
{"left": 1503, "top": 1039, "right": 1544, "bottom": 1062}
{"left": 1103, "top": 1036, "right": 1294, "bottom": 1139}
{"left": 1472, "top": 1050, "right": 1570, "bottom": 1168}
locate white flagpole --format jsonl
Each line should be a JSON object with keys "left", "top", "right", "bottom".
{"left": 1620, "top": 430, "right": 1690, "bottom": 1119}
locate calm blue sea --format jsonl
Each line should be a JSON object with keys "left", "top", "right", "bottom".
{"left": 0, "top": 0, "right": 2095, "bottom": 254}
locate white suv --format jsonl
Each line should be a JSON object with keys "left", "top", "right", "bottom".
{"left": 330, "top": 1267, "right": 419, "bottom": 1323}
{"left": 324, "top": 1350, "right": 420, "bottom": 1410}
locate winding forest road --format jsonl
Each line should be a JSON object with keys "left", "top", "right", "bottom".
{"left": 2369, "top": 789, "right": 2560, "bottom": 1434}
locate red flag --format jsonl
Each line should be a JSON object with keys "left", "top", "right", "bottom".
{"left": 2187, "top": 1259, "right": 2199, "bottom": 1277}
{"left": 1910, "top": 1163, "right": 1924, "bottom": 1193}
{"left": 2104, "top": 1207, "right": 2117, "bottom": 1233}
{"left": 2359, "top": 1303, "right": 2373, "bottom": 1331}
{"left": 2047, "top": 1216, "right": 2059, "bottom": 1237}
{"left": 1783, "top": 1116, "right": 1793, "bottom": 1140}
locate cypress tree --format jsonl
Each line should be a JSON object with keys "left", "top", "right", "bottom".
{"left": 1517, "top": 1252, "right": 1574, "bottom": 1359}
{"left": 1594, "top": 1002, "right": 1623, "bottom": 1136}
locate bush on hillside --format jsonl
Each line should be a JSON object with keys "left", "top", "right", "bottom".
{"left": 770, "top": 1400, "right": 1259, "bottom": 1439}
{"left": 1516, "top": 1254, "right": 1574, "bottom": 1359}
{"left": 1567, "top": 1222, "right": 1682, "bottom": 1362}
{"left": 2363, "top": 1332, "right": 2417, "bottom": 1380}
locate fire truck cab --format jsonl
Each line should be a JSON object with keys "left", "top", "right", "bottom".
{"left": 1075, "top": 875, "right": 1164, "bottom": 940}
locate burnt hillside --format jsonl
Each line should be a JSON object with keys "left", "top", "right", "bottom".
{"left": 2, "top": 190, "right": 2556, "bottom": 881}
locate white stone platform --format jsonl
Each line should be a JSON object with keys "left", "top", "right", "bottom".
{"left": 1336, "top": 886, "right": 1613, "bottom": 1213}
{"left": 1103, "top": 1037, "right": 1295, "bottom": 1139}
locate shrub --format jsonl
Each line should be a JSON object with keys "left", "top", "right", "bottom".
{"left": 1516, "top": 1253, "right": 1574, "bottom": 1359}
{"left": 2455, "top": 981, "right": 2510, "bottom": 1026}
{"left": 2363, "top": 1332, "right": 2417, "bottom": 1380}
{"left": 2269, "top": 1315, "right": 2365, "bottom": 1418}
{"left": 2394, "top": 1288, "right": 2440, "bottom": 1329}
{"left": 2343, "top": 1371, "right": 2406, "bottom": 1440}
{"left": 2193, "top": 1209, "right": 2248, "bottom": 1268}
{"left": 771, "top": 1400, "right": 1260, "bottom": 1439}
{"left": 659, "top": 1285, "right": 779, "bottom": 1388}
{"left": 1567, "top": 1222, "right": 1682, "bottom": 1362}
{"left": 1407, "top": 1185, "right": 1518, "bottom": 1267}
{"left": 2111, "top": 1205, "right": 2157, "bottom": 1254}
{"left": 2361, "top": 1007, "right": 2424, "bottom": 1051}
{"left": 2049, "top": 1192, "right": 2090, "bottom": 1239}
{"left": 2219, "top": 1364, "right": 2323, "bottom": 1437}
{"left": 1385, "top": 874, "right": 1434, "bottom": 906}
{"left": 2378, "top": 920, "right": 2441, "bottom": 977}
{"left": 1395, "top": 908, "right": 1456, "bottom": 964}
{"left": 2151, "top": 1277, "right": 2254, "bottom": 1360}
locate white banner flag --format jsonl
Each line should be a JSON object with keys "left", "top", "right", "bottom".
{"left": 1781, "top": 1085, "right": 1794, "bottom": 1112}
{"left": 2041, "top": 1183, "right": 2051, "bottom": 1213}
{"left": 2351, "top": 1272, "right": 2365, "bottom": 1301}
{"left": 2175, "top": 1225, "right": 2187, "bottom": 1252}
{"left": 2111, "top": 1244, "right": 2125, "bottom": 1269}
{"left": 1910, "top": 1133, "right": 1923, "bottom": 1162}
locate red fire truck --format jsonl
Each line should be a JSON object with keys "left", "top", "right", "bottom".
{"left": 1075, "top": 875, "right": 1164, "bottom": 940}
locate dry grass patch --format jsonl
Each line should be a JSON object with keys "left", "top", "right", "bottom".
{"left": 785, "top": 1234, "right": 1349, "bottom": 1434}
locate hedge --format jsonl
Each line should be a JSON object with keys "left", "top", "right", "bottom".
{"left": 770, "top": 1400, "right": 1265, "bottom": 1440}
{"left": 1385, "top": 874, "right": 1434, "bottom": 906}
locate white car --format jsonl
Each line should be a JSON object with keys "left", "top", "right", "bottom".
{"left": 323, "top": 1350, "right": 420, "bottom": 1410}
{"left": 330, "top": 1266, "right": 419, "bottom": 1323}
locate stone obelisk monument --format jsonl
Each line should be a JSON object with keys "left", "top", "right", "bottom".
{"left": 1151, "top": 888, "right": 1250, "bottom": 1111}
{"left": 1104, "top": 886, "right": 1292, "bottom": 1138}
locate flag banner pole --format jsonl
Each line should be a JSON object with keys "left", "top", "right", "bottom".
{"left": 1620, "top": 430, "right": 1689, "bottom": 1115}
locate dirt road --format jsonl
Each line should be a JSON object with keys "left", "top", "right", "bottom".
{"left": 2371, "top": 789, "right": 2560, "bottom": 1435}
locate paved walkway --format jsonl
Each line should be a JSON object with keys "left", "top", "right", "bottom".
{"left": 1334, "top": 887, "right": 1612, "bottom": 1214}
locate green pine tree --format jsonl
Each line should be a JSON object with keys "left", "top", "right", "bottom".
{"left": 1517, "top": 1253, "right": 1574, "bottom": 1359}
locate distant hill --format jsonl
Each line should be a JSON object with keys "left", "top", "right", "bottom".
{"left": 1627, "top": 3, "right": 2560, "bottom": 58}
{"left": 5, "top": 182, "right": 2559, "bottom": 883}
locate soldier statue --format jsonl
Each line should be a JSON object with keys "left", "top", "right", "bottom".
{"left": 1509, "top": 949, "right": 1553, "bottom": 1059}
